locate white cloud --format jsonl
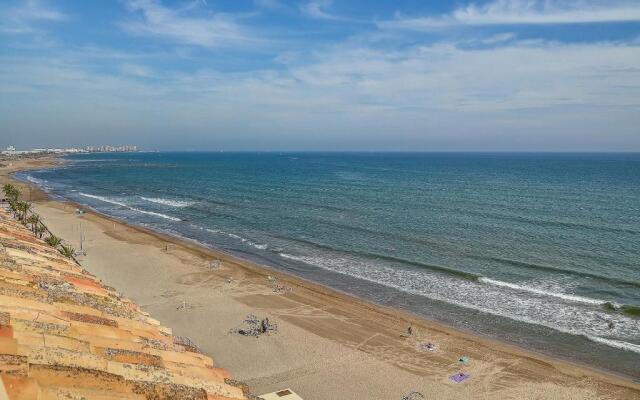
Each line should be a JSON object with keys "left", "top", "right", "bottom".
{"left": 380, "top": 0, "right": 640, "bottom": 30}
{"left": 480, "top": 32, "right": 516, "bottom": 45}
{"left": 120, "top": 63, "right": 154, "bottom": 78}
{"left": 15, "top": 0, "right": 66, "bottom": 21}
{"left": 121, "top": 0, "right": 258, "bottom": 48}
{"left": 0, "top": 0, "right": 67, "bottom": 35}
{"left": 300, "top": 0, "right": 343, "bottom": 21}
{"left": 2, "top": 38, "right": 639, "bottom": 149}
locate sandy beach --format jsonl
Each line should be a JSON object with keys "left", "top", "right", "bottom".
{"left": 2, "top": 156, "right": 639, "bottom": 400}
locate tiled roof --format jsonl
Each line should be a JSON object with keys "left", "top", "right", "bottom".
{"left": 0, "top": 209, "right": 248, "bottom": 400}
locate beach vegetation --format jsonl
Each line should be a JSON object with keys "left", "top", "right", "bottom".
{"left": 45, "top": 235, "right": 62, "bottom": 247}
{"left": 35, "top": 223, "right": 47, "bottom": 239}
{"left": 16, "top": 201, "right": 32, "bottom": 224}
{"left": 7, "top": 199, "right": 17, "bottom": 217}
{"left": 2, "top": 183, "right": 20, "bottom": 202}
{"left": 2, "top": 184, "right": 21, "bottom": 218}
{"left": 26, "top": 213, "right": 41, "bottom": 234}
{"left": 59, "top": 244, "right": 76, "bottom": 259}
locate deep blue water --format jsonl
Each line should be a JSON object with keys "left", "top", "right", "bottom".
{"left": 19, "top": 152, "right": 640, "bottom": 377}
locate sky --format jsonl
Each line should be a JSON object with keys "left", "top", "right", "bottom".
{"left": 1, "top": 0, "right": 639, "bottom": 151}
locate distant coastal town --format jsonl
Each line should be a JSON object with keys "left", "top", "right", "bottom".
{"left": 1, "top": 144, "right": 138, "bottom": 156}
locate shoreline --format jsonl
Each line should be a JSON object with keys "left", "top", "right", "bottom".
{"left": 27, "top": 197, "right": 640, "bottom": 384}
{"left": 3, "top": 155, "right": 639, "bottom": 399}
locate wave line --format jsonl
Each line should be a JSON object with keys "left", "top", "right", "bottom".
{"left": 79, "top": 193, "right": 181, "bottom": 222}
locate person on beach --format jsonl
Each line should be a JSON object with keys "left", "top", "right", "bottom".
{"left": 407, "top": 326, "right": 413, "bottom": 336}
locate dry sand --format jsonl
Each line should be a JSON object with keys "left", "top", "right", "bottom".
{"left": 2, "top": 157, "right": 639, "bottom": 400}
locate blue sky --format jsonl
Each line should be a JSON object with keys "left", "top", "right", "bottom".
{"left": 1, "top": 0, "right": 639, "bottom": 151}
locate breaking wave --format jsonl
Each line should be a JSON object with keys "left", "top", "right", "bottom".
{"left": 277, "top": 252, "right": 640, "bottom": 354}
{"left": 205, "top": 228, "right": 267, "bottom": 250}
{"left": 79, "top": 193, "right": 181, "bottom": 222}
{"left": 140, "top": 196, "right": 195, "bottom": 208}
{"left": 479, "top": 277, "right": 609, "bottom": 306}
{"left": 586, "top": 336, "right": 640, "bottom": 354}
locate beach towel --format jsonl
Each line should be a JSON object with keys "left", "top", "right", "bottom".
{"left": 459, "top": 356, "right": 470, "bottom": 364}
{"left": 417, "top": 342, "right": 437, "bottom": 352}
{"left": 450, "top": 373, "right": 471, "bottom": 383}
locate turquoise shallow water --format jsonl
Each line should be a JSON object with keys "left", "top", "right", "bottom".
{"left": 19, "top": 152, "right": 640, "bottom": 377}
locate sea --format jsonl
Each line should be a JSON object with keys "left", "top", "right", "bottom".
{"left": 16, "top": 152, "right": 640, "bottom": 378}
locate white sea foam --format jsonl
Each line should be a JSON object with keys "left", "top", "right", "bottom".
{"left": 140, "top": 196, "right": 195, "bottom": 208}
{"left": 587, "top": 336, "right": 640, "bottom": 354}
{"left": 204, "top": 228, "right": 267, "bottom": 250}
{"left": 479, "top": 277, "right": 608, "bottom": 306}
{"left": 132, "top": 209, "right": 181, "bottom": 222}
{"left": 79, "top": 193, "right": 181, "bottom": 222}
{"left": 22, "top": 174, "right": 53, "bottom": 192}
{"left": 276, "top": 252, "right": 640, "bottom": 354}
{"left": 25, "top": 175, "right": 44, "bottom": 185}
{"left": 79, "top": 193, "right": 128, "bottom": 207}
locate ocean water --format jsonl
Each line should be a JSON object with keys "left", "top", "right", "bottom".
{"left": 18, "top": 152, "right": 640, "bottom": 378}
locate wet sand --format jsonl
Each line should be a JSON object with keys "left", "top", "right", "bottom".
{"left": 2, "top": 156, "right": 639, "bottom": 400}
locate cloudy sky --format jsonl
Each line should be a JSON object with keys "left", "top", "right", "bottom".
{"left": 1, "top": 0, "right": 639, "bottom": 151}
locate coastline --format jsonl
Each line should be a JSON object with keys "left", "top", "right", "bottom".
{"left": 2, "top": 156, "right": 639, "bottom": 399}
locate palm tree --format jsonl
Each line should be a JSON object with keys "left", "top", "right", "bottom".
{"left": 45, "top": 235, "right": 62, "bottom": 247}
{"left": 14, "top": 201, "right": 24, "bottom": 221}
{"left": 14, "top": 201, "right": 23, "bottom": 222}
{"left": 35, "top": 222, "right": 47, "bottom": 239}
{"left": 2, "top": 184, "right": 20, "bottom": 202}
{"left": 59, "top": 244, "right": 76, "bottom": 259}
{"left": 7, "top": 198, "right": 18, "bottom": 217}
{"left": 26, "top": 214, "right": 41, "bottom": 234}
{"left": 16, "top": 201, "right": 31, "bottom": 224}
{"left": 3, "top": 184, "right": 19, "bottom": 217}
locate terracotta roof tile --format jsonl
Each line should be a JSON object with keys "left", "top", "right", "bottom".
{"left": 0, "top": 209, "right": 248, "bottom": 400}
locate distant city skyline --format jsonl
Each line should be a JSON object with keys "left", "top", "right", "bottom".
{"left": 1, "top": 144, "right": 138, "bottom": 155}
{"left": 1, "top": 0, "right": 639, "bottom": 151}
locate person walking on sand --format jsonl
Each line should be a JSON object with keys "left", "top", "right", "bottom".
{"left": 407, "top": 326, "right": 413, "bottom": 336}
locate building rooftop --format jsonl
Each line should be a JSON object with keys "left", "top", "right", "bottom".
{"left": 0, "top": 208, "right": 248, "bottom": 400}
